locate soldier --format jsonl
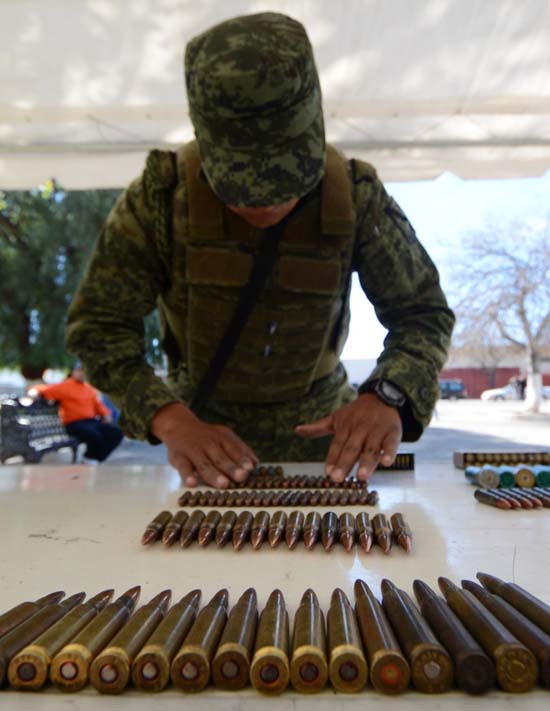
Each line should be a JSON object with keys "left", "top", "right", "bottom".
{"left": 66, "top": 12, "right": 454, "bottom": 488}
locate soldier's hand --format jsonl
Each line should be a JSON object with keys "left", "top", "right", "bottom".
{"left": 151, "top": 403, "right": 258, "bottom": 488}
{"left": 294, "top": 393, "right": 402, "bottom": 482}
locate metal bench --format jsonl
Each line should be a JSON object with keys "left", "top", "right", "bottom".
{"left": 0, "top": 397, "right": 79, "bottom": 464}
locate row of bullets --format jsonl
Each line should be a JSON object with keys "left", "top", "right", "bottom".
{"left": 474, "top": 487, "right": 550, "bottom": 510}
{"left": 465, "top": 464, "right": 550, "bottom": 489}
{"left": 0, "top": 572, "right": 548, "bottom": 695}
{"left": 454, "top": 450, "right": 550, "bottom": 468}
{"left": 141, "top": 510, "right": 412, "bottom": 553}
{"left": 226, "top": 474, "right": 369, "bottom": 490}
{"left": 177, "top": 488, "right": 379, "bottom": 508}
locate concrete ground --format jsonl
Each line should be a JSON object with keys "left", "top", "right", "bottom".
{"left": 24, "top": 399, "right": 549, "bottom": 468}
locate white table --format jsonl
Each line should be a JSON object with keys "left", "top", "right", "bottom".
{"left": 1, "top": 461, "right": 549, "bottom": 709}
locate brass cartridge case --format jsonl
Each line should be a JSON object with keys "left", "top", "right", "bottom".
{"left": 250, "top": 589, "right": 290, "bottom": 695}
{"left": 215, "top": 510, "right": 237, "bottom": 547}
{"left": 373, "top": 513, "right": 392, "bottom": 553}
{"left": 438, "top": 576, "right": 538, "bottom": 692}
{"left": 89, "top": 589, "right": 170, "bottom": 694}
{"left": 50, "top": 585, "right": 140, "bottom": 692}
{"left": 354, "top": 579, "right": 410, "bottom": 694}
{"left": 290, "top": 589, "right": 328, "bottom": 693}
{"left": 180, "top": 509, "right": 205, "bottom": 548}
{"left": 8, "top": 589, "right": 113, "bottom": 691}
{"left": 251, "top": 512, "right": 270, "bottom": 550}
{"left": 413, "top": 579, "right": 495, "bottom": 695}
{"left": 141, "top": 511, "right": 172, "bottom": 545}
{"left": 338, "top": 513, "right": 356, "bottom": 552}
{"left": 268, "top": 511, "right": 287, "bottom": 548}
{"left": 0, "top": 592, "right": 85, "bottom": 686}
{"left": 462, "top": 579, "right": 550, "bottom": 688}
{"left": 356, "top": 512, "right": 373, "bottom": 552}
{"left": 233, "top": 511, "right": 254, "bottom": 550}
{"left": 327, "top": 588, "right": 367, "bottom": 693}
{"left": 212, "top": 588, "right": 258, "bottom": 690}
{"left": 131, "top": 589, "right": 201, "bottom": 692}
{"left": 321, "top": 511, "right": 338, "bottom": 551}
{"left": 197, "top": 510, "right": 221, "bottom": 547}
{"left": 170, "top": 589, "right": 228, "bottom": 692}
{"left": 390, "top": 513, "right": 413, "bottom": 553}
{"left": 303, "top": 512, "right": 322, "bottom": 550}
{"left": 381, "top": 579, "right": 453, "bottom": 693}
{"left": 162, "top": 510, "right": 189, "bottom": 546}
{"left": 477, "top": 572, "right": 550, "bottom": 635}
{"left": 0, "top": 590, "right": 65, "bottom": 640}
{"left": 285, "top": 511, "right": 305, "bottom": 550}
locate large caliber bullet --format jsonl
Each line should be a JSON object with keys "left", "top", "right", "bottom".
{"left": 533, "top": 487, "right": 550, "bottom": 506}
{"left": 354, "top": 579, "right": 410, "bottom": 694}
{"left": 215, "top": 510, "right": 237, "bottom": 547}
{"left": 303, "top": 512, "right": 322, "bottom": 550}
{"left": 131, "top": 589, "right": 201, "bottom": 692}
{"left": 285, "top": 511, "right": 305, "bottom": 549}
{"left": 327, "top": 588, "right": 367, "bottom": 693}
{"left": 50, "top": 585, "right": 140, "bottom": 692}
{"left": 290, "top": 589, "right": 328, "bottom": 693}
{"left": 516, "top": 489, "right": 544, "bottom": 507}
{"left": 8, "top": 589, "right": 113, "bottom": 691}
{"left": 477, "top": 572, "right": 550, "bottom": 634}
{"left": 474, "top": 489, "right": 512, "bottom": 509}
{"left": 373, "top": 513, "right": 392, "bottom": 553}
{"left": 197, "top": 510, "right": 221, "bottom": 547}
{"left": 356, "top": 512, "right": 373, "bottom": 552}
{"left": 162, "top": 510, "right": 189, "bottom": 546}
{"left": 412, "top": 579, "right": 495, "bottom": 694}
{"left": 232, "top": 511, "right": 253, "bottom": 550}
{"left": 0, "top": 590, "right": 65, "bottom": 640}
{"left": 338, "top": 513, "right": 356, "bottom": 552}
{"left": 212, "top": 588, "right": 258, "bottom": 690}
{"left": 321, "top": 511, "right": 338, "bottom": 551}
{"left": 390, "top": 513, "right": 413, "bottom": 553}
{"left": 170, "top": 589, "right": 228, "bottom": 692}
{"left": 438, "top": 576, "right": 538, "bottom": 692}
{"left": 89, "top": 589, "right": 171, "bottom": 694}
{"left": 0, "top": 592, "right": 84, "bottom": 686}
{"left": 250, "top": 590, "right": 290, "bottom": 695}
{"left": 180, "top": 509, "right": 205, "bottom": 548}
{"left": 381, "top": 579, "right": 453, "bottom": 693}
{"left": 268, "top": 511, "right": 287, "bottom": 548}
{"left": 251, "top": 511, "right": 270, "bottom": 550}
{"left": 502, "top": 488, "right": 535, "bottom": 509}
{"left": 462, "top": 579, "right": 550, "bottom": 688}
{"left": 141, "top": 511, "right": 172, "bottom": 545}
{"left": 485, "top": 489, "right": 522, "bottom": 509}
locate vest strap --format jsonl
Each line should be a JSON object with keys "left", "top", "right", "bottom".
{"left": 176, "top": 142, "right": 223, "bottom": 238}
{"left": 321, "top": 145, "right": 354, "bottom": 235}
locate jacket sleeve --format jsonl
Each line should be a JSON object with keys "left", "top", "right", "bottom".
{"left": 65, "top": 152, "right": 181, "bottom": 441}
{"left": 351, "top": 160, "right": 455, "bottom": 440}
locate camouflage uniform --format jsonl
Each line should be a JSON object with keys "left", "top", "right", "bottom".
{"left": 66, "top": 13, "right": 455, "bottom": 461}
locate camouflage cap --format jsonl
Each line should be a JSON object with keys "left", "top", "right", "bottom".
{"left": 185, "top": 12, "right": 325, "bottom": 207}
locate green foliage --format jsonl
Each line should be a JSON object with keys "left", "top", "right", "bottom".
{"left": 0, "top": 182, "right": 120, "bottom": 377}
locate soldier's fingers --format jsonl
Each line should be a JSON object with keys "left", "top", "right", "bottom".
{"left": 205, "top": 443, "right": 249, "bottom": 483}
{"left": 325, "top": 431, "right": 351, "bottom": 481}
{"left": 194, "top": 459, "right": 231, "bottom": 489}
{"left": 328, "top": 434, "right": 365, "bottom": 480}
{"left": 220, "top": 437, "right": 259, "bottom": 480}
{"left": 380, "top": 429, "right": 401, "bottom": 467}
{"left": 295, "top": 415, "right": 334, "bottom": 439}
{"left": 356, "top": 441, "right": 383, "bottom": 481}
{"left": 171, "top": 455, "right": 198, "bottom": 487}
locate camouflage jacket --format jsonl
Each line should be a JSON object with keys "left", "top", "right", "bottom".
{"left": 66, "top": 148, "right": 455, "bottom": 445}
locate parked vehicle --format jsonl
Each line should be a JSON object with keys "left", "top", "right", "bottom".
{"left": 439, "top": 379, "right": 466, "bottom": 399}
{"left": 481, "top": 384, "right": 550, "bottom": 401}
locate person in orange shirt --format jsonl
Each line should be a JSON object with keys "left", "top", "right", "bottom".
{"left": 30, "top": 362, "right": 123, "bottom": 462}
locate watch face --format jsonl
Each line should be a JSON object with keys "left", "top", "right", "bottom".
{"left": 377, "top": 380, "right": 406, "bottom": 406}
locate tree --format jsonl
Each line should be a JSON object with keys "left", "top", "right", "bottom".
{"left": 449, "top": 216, "right": 550, "bottom": 411}
{"left": 0, "top": 182, "right": 119, "bottom": 378}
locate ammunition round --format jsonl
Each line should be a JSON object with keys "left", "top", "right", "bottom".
{"left": 250, "top": 646, "right": 290, "bottom": 695}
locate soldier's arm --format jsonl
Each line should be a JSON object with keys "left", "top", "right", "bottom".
{"left": 351, "top": 159, "right": 455, "bottom": 440}
{"left": 66, "top": 164, "right": 181, "bottom": 441}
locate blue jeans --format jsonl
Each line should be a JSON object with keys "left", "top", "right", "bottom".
{"left": 65, "top": 419, "right": 123, "bottom": 462}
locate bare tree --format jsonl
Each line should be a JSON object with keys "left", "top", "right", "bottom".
{"left": 449, "top": 216, "right": 550, "bottom": 411}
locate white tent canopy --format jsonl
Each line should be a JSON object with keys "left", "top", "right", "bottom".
{"left": 2, "top": 0, "right": 549, "bottom": 189}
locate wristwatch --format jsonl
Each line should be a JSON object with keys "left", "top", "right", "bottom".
{"left": 360, "top": 379, "right": 407, "bottom": 408}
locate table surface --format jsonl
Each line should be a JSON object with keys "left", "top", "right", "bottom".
{"left": 1, "top": 459, "right": 549, "bottom": 709}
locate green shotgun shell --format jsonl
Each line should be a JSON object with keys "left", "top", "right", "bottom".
{"left": 303, "top": 512, "right": 322, "bottom": 550}
{"left": 285, "top": 511, "right": 305, "bottom": 550}
{"left": 250, "top": 590, "right": 290, "bottom": 695}
{"left": 412, "top": 579, "right": 495, "bottom": 694}
{"left": 50, "top": 585, "right": 140, "bottom": 692}
{"left": 251, "top": 512, "right": 270, "bottom": 550}
{"left": 141, "top": 511, "right": 172, "bottom": 545}
{"left": 8, "top": 589, "right": 113, "bottom": 691}
{"left": 268, "top": 511, "right": 287, "bottom": 548}
{"left": 356, "top": 512, "right": 373, "bottom": 552}
{"left": 197, "top": 510, "right": 222, "bottom": 547}
{"left": 170, "top": 589, "right": 229, "bottom": 692}
{"left": 0, "top": 591, "right": 65, "bottom": 641}
{"left": 533, "top": 465, "right": 550, "bottom": 487}
{"left": 497, "top": 466, "right": 516, "bottom": 488}
{"left": 162, "top": 510, "right": 189, "bottom": 546}
{"left": 373, "top": 513, "right": 392, "bottom": 554}
{"left": 131, "top": 589, "right": 201, "bottom": 692}
{"left": 462, "top": 579, "right": 550, "bottom": 688}
{"left": 0, "top": 592, "right": 85, "bottom": 686}
{"left": 327, "top": 588, "right": 367, "bottom": 693}
{"left": 212, "top": 588, "right": 258, "bottom": 690}
{"left": 381, "top": 579, "right": 453, "bottom": 693}
{"left": 354, "top": 579, "right": 410, "bottom": 694}
{"left": 438, "top": 577, "right": 538, "bottom": 692}
{"left": 477, "top": 572, "right": 550, "bottom": 635}
{"left": 89, "top": 589, "right": 171, "bottom": 694}
{"left": 215, "top": 510, "right": 237, "bottom": 547}
{"left": 290, "top": 589, "right": 328, "bottom": 693}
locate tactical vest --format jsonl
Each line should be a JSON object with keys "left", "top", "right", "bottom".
{"left": 156, "top": 140, "right": 355, "bottom": 404}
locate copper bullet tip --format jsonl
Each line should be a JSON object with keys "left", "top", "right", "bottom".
{"left": 340, "top": 532, "right": 354, "bottom": 552}
{"left": 353, "top": 579, "right": 369, "bottom": 597}
{"left": 250, "top": 533, "right": 263, "bottom": 550}
{"left": 148, "top": 589, "right": 172, "bottom": 610}
{"left": 241, "top": 588, "right": 258, "bottom": 604}
{"left": 141, "top": 530, "right": 158, "bottom": 545}
{"left": 461, "top": 579, "right": 482, "bottom": 594}
{"left": 476, "top": 572, "right": 502, "bottom": 589}
{"left": 380, "top": 579, "right": 397, "bottom": 595}
{"left": 412, "top": 579, "right": 435, "bottom": 604}
{"left": 210, "top": 589, "right": 229, "bottom": 607}
{"left": 398, "top": 534, "right": 412, "bottom": 553}
{"left": 300, "top": 589, "right": 318, "bottom": 605}
{"left": 303, "top": 532, "right": 316, "bottom": 549}
{"left": 87, "top": 589, "right": 115, "bottom": 610}
{"left": 266, "top": 589, "right": 285, "bottom": 606}
{"left": 330, "top": 588, "right": 349, "bottom": 606}
{"left": 180, "top": 589, "right": 202, "bottom": 608}
{"left": 437, "top": 576, "right": 459, "bottom": 597}
{"left": 64, "top": 592, "right": 86, "bottom": 606}
{"left": 36, "top": 590, "right": 66, "bottom": 605}
{"left": 378, "top": 533, "right": 392, "bottom": 554}
{"left": 121, "top": 585, "right": 141, "bottom": 606}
